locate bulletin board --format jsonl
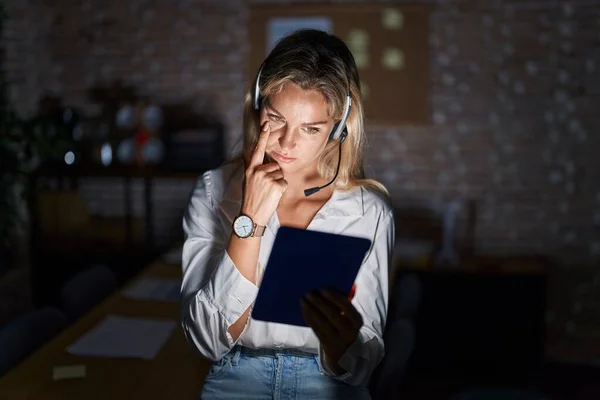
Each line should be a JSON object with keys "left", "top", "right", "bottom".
{"left": 248, "top": 4, "right": 431, "bottom": 126}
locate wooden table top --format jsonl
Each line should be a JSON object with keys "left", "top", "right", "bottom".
{"left": 0, "top": 261, "right": 211, "bottom": 400}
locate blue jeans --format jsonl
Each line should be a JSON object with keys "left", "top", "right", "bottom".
{"left": 200, "top": 346, "right": 372, "bottom": 400}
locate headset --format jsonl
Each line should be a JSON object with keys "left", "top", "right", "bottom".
{"left": 252, "top": 62, "right": 352, "bottom": 196}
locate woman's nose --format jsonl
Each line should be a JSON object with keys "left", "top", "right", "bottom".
{"left": 279, "top": 128, "right": 296, "bottom": 152}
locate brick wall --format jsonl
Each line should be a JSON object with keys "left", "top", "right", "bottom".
{"left": 3, "top": 0, "right": 600, "bottom": 364}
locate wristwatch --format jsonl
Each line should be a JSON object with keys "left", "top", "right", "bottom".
{"left": 232, "top": 214, "right": 266, "bottom": 238}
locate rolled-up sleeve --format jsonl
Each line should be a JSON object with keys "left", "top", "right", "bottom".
{"left": 180, "top": 171, "right": 258, "bottom": 361}
{"left": 317, "top": 209, "right": 395, "bottom": 386}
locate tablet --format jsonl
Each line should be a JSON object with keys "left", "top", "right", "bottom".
{"left": 251, "top": 226, "right": 372, "bottom": 327}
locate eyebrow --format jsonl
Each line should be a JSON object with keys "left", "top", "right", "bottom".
{"left": 265, "top": 103, "right": 329, "bottom": 126}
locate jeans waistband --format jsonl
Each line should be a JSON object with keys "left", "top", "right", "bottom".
{"left": 233, "top": 345, "right": 317, "bottom": 358}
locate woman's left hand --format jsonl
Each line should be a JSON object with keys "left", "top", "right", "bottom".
{"left": 301, "top": 289, "right": 363, "bottom": 372}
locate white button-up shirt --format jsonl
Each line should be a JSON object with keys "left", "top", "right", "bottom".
{"left": 181, "top": 159, "right": 395, "bottom": 387}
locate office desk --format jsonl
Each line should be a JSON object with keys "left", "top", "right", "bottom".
{"left": 0, "top": 261, "right": 210, "bottom": 400}
{"left": 398, "top": 257, "right": 548, "bottom": 384}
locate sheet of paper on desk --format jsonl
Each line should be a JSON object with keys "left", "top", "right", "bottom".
{"left": 121, "top": 277, "right": 181, "bottom": 302}
{"left": 67, "top": 315, "right": 176, "bottom": 360}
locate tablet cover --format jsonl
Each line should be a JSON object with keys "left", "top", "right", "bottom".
{"left": 251, "top": 226, "right": 372, "bottom": 327}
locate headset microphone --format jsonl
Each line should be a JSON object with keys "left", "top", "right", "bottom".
{"left": 304, "top": 136, "right": 344, "bottom": 197}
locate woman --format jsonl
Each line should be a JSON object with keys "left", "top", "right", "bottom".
{"left": 181, "top": 29, "right": 395, "bottom": 399}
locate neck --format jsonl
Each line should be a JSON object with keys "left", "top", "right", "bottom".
{"left": 282, "top": 168, "right": 331, "bottom": 200}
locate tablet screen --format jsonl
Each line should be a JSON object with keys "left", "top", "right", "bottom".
{"left": 251, "top": 226, "right": 372, "bottom": 327}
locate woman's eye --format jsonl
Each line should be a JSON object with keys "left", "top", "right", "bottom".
{"left": 304, "top": 127, "right": 320, "bottom": 135}
{"left": 267, "top": 114, "right": 282, "bottom": 122}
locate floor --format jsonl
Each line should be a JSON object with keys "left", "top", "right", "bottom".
{"left": 394, "top": 361, "right": 600, "bottom": 400}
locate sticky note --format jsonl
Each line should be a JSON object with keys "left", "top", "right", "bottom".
{"left": 383, "top": 47, "right": 405, "bottom": 70}
{"left": 353, "top": 51, "right": 370, "bottom": 69}
{"left": 347, "top": 29, "right": 369, "bottom": 48}
{"left": 52, "top": 365, "right": 86, "bottom": 381}
{"left": 382, "top": 8, "right": 404, "bottom": 30}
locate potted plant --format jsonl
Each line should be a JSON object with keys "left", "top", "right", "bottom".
{"left": 0, "top": 5, "right": 72, "bottom": 276}
{"left": 1, "top": 110, "right": 71, "bottom": 274}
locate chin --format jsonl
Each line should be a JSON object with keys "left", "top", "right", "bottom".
{"left": 276, "top": 161, "right": 298, "bottom": 172}
{"left": 274, "top": 160, "right": 302, "bottom": 173}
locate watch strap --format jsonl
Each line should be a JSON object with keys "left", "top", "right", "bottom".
{"left": 252, "top": 224, "right": 266, "bottom": 237}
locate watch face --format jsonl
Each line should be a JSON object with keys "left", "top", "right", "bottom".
{"left": 233, "top": 215, "right": 254, "bottom": 238}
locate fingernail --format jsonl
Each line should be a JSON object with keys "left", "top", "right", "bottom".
{"left": 349, "top": 284, "right": 356, "bottom": 300}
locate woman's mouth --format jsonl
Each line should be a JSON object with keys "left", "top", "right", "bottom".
{"left": 272, "top": 152, "right": 296, "bottom": 163}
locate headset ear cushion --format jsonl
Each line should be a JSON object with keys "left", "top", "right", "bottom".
{"left": 329, "top": 122, "right": 341, "bottom": 141}
{"left": 339, "top": 128, "right": 348, "bottom": 143}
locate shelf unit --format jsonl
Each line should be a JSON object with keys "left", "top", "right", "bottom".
{"left": 27, "top": 161, "right": 201, "bottom": 306}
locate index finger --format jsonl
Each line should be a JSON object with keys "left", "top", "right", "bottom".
{"left": 250, "top": 122, "right": 271, "bottom": 167}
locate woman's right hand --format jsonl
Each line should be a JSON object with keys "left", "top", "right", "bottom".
{"left": 241, "top": 122, "right": 287, "bottom": 226}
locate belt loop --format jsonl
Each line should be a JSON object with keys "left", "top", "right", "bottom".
{"left": 232, "top": 345, "right": 242, "bottom": 365}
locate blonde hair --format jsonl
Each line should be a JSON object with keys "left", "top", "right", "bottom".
{"left": 241, "top": 29, "right": 389, "bottom": 198}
